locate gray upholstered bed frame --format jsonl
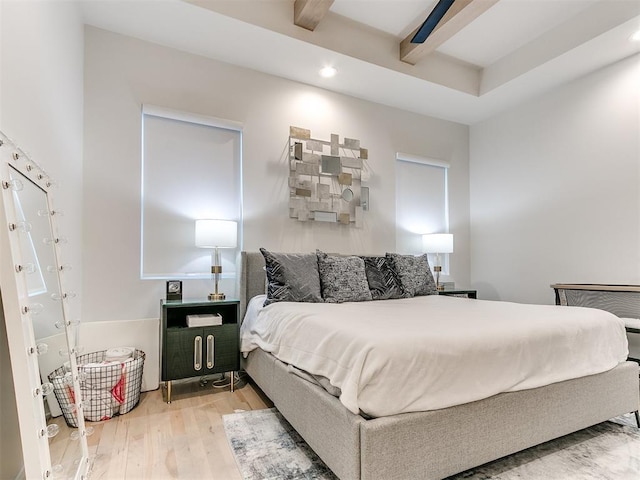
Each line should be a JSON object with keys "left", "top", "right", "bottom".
{"left": 239, "top": 252, "right": 640, "bottom": 480}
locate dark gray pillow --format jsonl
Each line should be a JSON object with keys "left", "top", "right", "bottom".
{"left": 361, "top": 256, "right": 405, "bottom": 300}
{"left": 385, "top": 253, "right": 437, "bottom": 297}
{"left": 317, "top": 251, "right": 372, "bottom": 303}
{"left": 260, "top": 248, "right": 323, "bottom": 306}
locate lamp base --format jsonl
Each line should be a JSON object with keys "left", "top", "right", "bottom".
{"left": 434, "top": 265, "right": 443, "bottom": 291}
{"left": 208, "top": 293, "right": 226, "bottom": 301}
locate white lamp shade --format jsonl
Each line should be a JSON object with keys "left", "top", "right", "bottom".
{"left": 195, "top": 219, "right": 237, "bottom": 248}
{"left": 422, "top": 233, "right": 453, "bottom": 254}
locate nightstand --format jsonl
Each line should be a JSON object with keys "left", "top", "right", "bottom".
{"left": 160, "top": 298, "right": 240, "bottom": 403}
{"left": 438, "top": 289, "right": 477, "bottom": 299}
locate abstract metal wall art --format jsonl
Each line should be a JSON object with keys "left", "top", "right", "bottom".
{"left": 288, "top": 126, "right": 370, "bottom": 227}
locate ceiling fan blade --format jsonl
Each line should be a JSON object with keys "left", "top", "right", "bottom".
{"left": 411, "top": 0, "right": 455, "bottom": 43}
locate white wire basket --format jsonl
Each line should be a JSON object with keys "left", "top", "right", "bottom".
{"left": 48, "top": 349, "right": 145, "bottom": 427}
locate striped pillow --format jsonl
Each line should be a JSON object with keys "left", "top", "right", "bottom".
{"left": 361, "top": 256, "right": 406, "bottom": 300}
{"left": 260, "top": 248, "right": 323, "bottom": 306}
{"left": 385, "top": 253, "right": 437, "bottom": 297}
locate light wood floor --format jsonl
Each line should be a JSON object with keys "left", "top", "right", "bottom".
{"left": 48, "top": 377, "right": 271, "bottom": 480}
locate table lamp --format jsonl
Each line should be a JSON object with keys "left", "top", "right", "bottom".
{"left": 422, "top": 233, "right": 453, "bottom": 291}
{"left": 195, "top": 219, "right": 237, "bottom": 300}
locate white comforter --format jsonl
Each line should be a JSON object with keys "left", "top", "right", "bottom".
{"left": 240, "top": 294, "right": 628, "bottom": 417}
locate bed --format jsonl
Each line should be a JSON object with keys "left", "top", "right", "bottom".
{"left": 239, "top": 251, "right": 640, "bottom": 480}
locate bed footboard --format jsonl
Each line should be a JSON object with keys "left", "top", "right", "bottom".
{"left": 246, "top": 350, "right": 638, "bottom": 480}
{"left": 359, "top": 360, "right": 639, "bottom": 480}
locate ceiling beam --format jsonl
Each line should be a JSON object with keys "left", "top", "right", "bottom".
{"left": 294, "top": 0, "right": 334, "bottom": 31}
{"left": 400, "top": 0, "right": 500, "bottom": 65}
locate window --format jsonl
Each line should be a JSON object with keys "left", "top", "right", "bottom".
{"left": 141, "top": 105, "right": 242, "bottom": 279}
{"left": 395, "top": 153, "right": 450, "bottom": 273}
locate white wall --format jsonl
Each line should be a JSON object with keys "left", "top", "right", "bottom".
{"left": 0, "top": 1, "right": 84, "bottom": 300}
{"left": 82, "top": 26, "right": 471, "bottom": 325}
{"left": 470, "top": 54, "right": 640, "bottom": 305}
{"left": 0, "top": 1, "right": 84, "bottom": 477}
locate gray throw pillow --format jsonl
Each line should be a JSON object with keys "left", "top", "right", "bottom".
{"left": 317, "top": 251, "right": 372, "bottom": 303}
{"left": 385, "top": 253, "right": 437, "bottom": 297}
{"left": 260, "top": 248, "right": 323, "bottom": 306}
{"left": 361, "top": 256, "right": 406, "bottom": 300}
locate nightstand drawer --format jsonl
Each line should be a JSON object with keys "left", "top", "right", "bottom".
{"left": 165, "top": 325, "right": 239, "bottom": 380}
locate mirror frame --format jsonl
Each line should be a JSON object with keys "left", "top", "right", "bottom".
{"left": 0, "top": 133, "right": 90, "bottom": 480}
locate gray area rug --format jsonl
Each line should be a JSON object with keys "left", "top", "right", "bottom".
{"left": 224, "top": 408, "right": 337, "bottom": 480}
{"left": 223, "top": 408, "right": 640, "bottom": 480}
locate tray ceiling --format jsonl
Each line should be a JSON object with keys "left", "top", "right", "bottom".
{"left": 81, "top": 0, "right": 640, "bottom": 124}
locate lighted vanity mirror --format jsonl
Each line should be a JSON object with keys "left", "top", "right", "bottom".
{"left": 0, "top": 140, "right": 89, "bottom": 480}
{"left": 8, "top": 167, "right": 66, "bottom": 339}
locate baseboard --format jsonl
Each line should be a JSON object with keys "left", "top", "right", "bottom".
{"left": 78, "top": 317, "right": 160, "bottom": 392}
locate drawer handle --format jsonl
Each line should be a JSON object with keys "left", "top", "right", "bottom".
{"left": 194, "top": 335, "right": 202, "bottom": 371}
{"left": 206, "top": 334, "right": 214, "bottom": 369}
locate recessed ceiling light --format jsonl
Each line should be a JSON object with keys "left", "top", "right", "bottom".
{"left": 630, "top": 30, "right": 640, "bottom": 42}
{"left": 319, "top": 66, "right": 337, "bottom": 78}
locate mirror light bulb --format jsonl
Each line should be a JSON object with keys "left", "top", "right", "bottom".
{"left": 16, "top": 263, "right": 37, "bottom": 274}
{"left": 16, "top": 221, "right": 31, "bottom": 233}
{"left": 41, "top": 382, "right": 54, "bottom": 396}
{"left": 46, "top": 424, "right": 60, "bottom": 438}
{"left": 63, "top": 372, "right": 74, "bottom": 386}
{"left": 9, "top": 179, "right": 23, "bottom": 191}
{"left": 23, "top": 263, "right": 37, "bottom": 274}
{"left": 25, "top": 303, "right": 44, "bottom": 316}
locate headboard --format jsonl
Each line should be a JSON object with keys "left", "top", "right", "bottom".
{"left": 239, "top": 251, "right": 266, "bottom": 321}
